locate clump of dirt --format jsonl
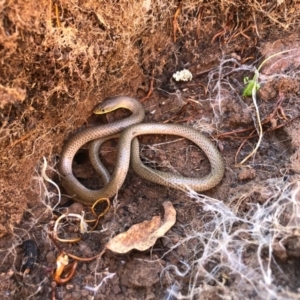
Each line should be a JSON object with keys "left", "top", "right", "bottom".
{"left": 1, "top": 1, "right": 300, "bottom": 299}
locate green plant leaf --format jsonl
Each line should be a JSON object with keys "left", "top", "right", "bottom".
{"left": 243, "top": 79, "right": 260, "bottom": 97}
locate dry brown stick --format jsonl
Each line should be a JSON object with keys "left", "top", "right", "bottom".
{"left": 196, "top": 6, "right": 203, "bottom": 39}
{"left": 211, "top": 29, "right": 225, "bottom": 44}
{"left": 140, "top": 70, "right": 155, "bottom": 103}
{"left": 216, "top": 93, "right": 286, "bottom": 139}
{"left": 49, "top": 225, "right": 105, "bottom": 262}
{"left": 233, "top": 114, "right": 300, "bottom": 163}
{"left": 67, "top": 249, "right": 106, "bottom": 262}
{"left": 234, "top": 129, "right": 256, "bottom": 164}
{"left": 173, "top": 2, "right": 183, "bottom": 42}
{"left": 215, "top": 92, "right": 297, "bottom": 163}
{"left": 55, "top": 4, "right": 61, "bottom": 27}
{"left": 1, "top": 131, "right": 33, "bottom": 155}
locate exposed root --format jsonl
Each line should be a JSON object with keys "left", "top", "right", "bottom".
{"left": 163, "top": 176, "right": 300, "bottom": 299}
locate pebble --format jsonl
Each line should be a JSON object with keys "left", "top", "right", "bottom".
{"left": 46, "top": 251, "right": 56, "bottom": 264}
{"left": 238, "top": 167, "right": 256, "bottom": 180}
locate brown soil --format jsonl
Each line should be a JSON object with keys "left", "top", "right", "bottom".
{"left": 1, "top": 1, "right": 300, "bottom": 299}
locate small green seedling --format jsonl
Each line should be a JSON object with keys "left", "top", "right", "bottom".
{"left": 242, "top": 49, "right": 295, "bottom": 97}
{"left": 240, "top": 48, "right": 295, "bottom": 165}
{"left": 243, "top": 72, "right": 260, "bottom": 97}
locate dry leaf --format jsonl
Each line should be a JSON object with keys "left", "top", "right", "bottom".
{"left": 106, "top": 201, "right": 176, "bottom": 253}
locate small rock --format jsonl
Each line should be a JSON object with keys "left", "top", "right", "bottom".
{"left": 121, "top": 260, "right": 162, "bottom": 288}
{"left": 238, "top": 168, "right": 256, "bottom": 180}
{"left": 63, "top": 294, "right": 72, "bottom": 300}
{"left": 81, "top": 289, "right": 90, "bottom": 297}
{"left": 272, "top": 241, "right": 287, "bottom": 261}
{"left": 46, "top": 251, "right": 56, "bottom": 264}
{"left": 112, "top": 283, "right": 121, "bottom": 294}
{"left": 66, "top": 284, "right": 74, "bottom": 290}
{"left": 64, "top": 203, "right": 85, "bottom": 215}
{"left": 145, "top": 292, "right": 156, "bottom": 300}
{"left": 71, "top": 291, "right": 81, "bottom": 300}
{"left": 78, "top": 241, "right": 94, "bottom": 257}
{"left": 81, "top": 263, "right": 87, "bottom": 271}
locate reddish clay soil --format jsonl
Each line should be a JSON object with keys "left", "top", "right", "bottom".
{"left": 1, "top": 1, "right": 300, "bottom": 299}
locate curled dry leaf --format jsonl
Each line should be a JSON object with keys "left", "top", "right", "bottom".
{"left": 106, "top": 201, "right": 176, "bottom": 254}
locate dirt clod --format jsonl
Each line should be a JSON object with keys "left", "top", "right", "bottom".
{"left": 120, "top": 260, "right": 162, "bottom": 288}
{"left": 238, "top": 167, "right": 256, "bottom": 181}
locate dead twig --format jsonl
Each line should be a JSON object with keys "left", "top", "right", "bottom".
{"left": 173, "top": 2, "right": 183, "bottom": 42}
{"left": 49, "top": 232, "right": 104, "bottom": 263}
{"left": 2, "top": 131, "right": 33, "bottom": 153}
{"left": 162, "top": 100, "right": 202, "bottom": 124}
{"left": 214, "top": 93, "right": 298, "bottom": 164}
{"left": 196, "top": 6, "right": 203, "bottom": 39}
{"left": 140, "top": 70, "right": 155, "bottom": 103}
{"left": 55, "top": 4, "right": 61, "bottom": 27}
{"left": 215, "top": 93, "right": 287, "bottom": 140}
{"left": 234, "top": 129, "right": 256, "bottom": 164}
